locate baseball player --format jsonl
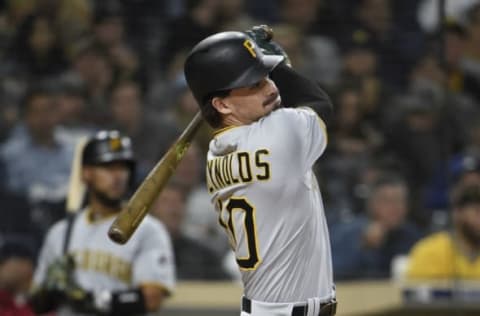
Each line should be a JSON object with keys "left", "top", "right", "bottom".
{"left": 29, "top": 130, "right": 175, "bottom": 315}
{"left": 184, "top": 26, "right": 337, "bottom": 316}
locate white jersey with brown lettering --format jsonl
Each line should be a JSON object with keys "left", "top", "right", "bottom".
{"left": 33, "top": 210, "right": 175, "bottom": 315}
{"left": 206, "top": 107, "right": 335, "bottom": 303}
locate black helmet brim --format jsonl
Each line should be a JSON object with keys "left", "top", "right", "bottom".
{"left": 221, "top": 54, "right": 284, "bottom": 91}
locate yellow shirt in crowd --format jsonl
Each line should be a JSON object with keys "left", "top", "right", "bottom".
{"left": 407, "top": 232, "right": 480, "bottom": 280}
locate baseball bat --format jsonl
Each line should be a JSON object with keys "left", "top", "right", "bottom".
{"left": 108, "top": 111, "right": 204, "bottom": 244}
{"left": 66, "top": 137, "right": 88, "bottom": 213}
{"left": 63, "top": 136, "right": 88, "bottom": 254}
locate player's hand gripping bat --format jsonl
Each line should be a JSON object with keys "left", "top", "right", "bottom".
{"left": 108, "top": 111, "right": 204, "bottom": 244}
{"left": 244, "top": 25, "right": 291, "bottom": 66}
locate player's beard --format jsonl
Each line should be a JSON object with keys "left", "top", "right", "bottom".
{"left": 459, "top": 222, "right": 480, "bottom": 249}
{"left": 90, "top": 188, "right": 123, "bottom": 210}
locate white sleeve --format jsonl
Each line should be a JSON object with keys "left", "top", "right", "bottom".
{"left": 132, "top": 217, "right": 176, "bottom": 294}
{"left": 296, "top": 107, "right": 328, "bottom": 167}
{"left": 32, "top": 221, "right": 66, "bottom": 286}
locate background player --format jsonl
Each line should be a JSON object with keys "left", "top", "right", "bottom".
{"left": 184, "top": 27, "right": 336, "bottom": 315}
{"left": 29, "top": 130, "right": 175, "bottom": 315}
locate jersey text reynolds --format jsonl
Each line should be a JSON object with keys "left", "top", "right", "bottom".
{"left": 207, "top": 149, "right": 270, "bottom": 192}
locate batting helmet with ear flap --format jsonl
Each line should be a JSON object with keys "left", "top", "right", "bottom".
{"left": 82, "top": 130, "right": 136, "bottom": 173}
{"left": 184, "top": 31, "right": 284, "bottom": 106}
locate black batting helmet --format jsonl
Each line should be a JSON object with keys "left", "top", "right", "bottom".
{"left": 184, "top": 31, "right": 284, "bottom": 106}
{"left": 82, "top": 130, "right": 135, "bottom": 172}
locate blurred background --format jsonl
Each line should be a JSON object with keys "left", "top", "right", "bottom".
{"left": 1, "top": 0, "right": 480, "bottom": 315}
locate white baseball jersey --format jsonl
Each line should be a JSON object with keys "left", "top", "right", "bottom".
{"left": 206, "top": 107, "right": 335, "bottom": 303}
{"left": 33, "top": 209, "right": 175, "bottom": 315}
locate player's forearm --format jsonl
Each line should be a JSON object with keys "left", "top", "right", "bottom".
{"left": 270, "top": 63, "right": 333, "bottom": 124}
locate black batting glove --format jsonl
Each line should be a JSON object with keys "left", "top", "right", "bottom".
{"left": 244, "top": 25, "right": 292, "bottom": 66}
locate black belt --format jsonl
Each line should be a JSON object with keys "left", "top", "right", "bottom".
{"left": 242, "top": 297, "right": 337, "bottom": 316}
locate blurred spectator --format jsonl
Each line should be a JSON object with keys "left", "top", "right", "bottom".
{"left": 338, "top": 34, "right": 391, "bottom": 130}
{"left": 391, "top": 0, "right": 424, "bottom": 36}
{"left": 331, "top": 174, "right": 423, "bottom": 279}
{"left": 92, "top": 4, "right": 143, "bottom": 84}
{"left": 461, "top": 3, "right": 480, "bottom": 102}
{"left": 347, "top": 157, "right": 407, "bottom": 216}
{"left": 442, "top": 22, "right": 480, "bottom": 101}
{"left": 116, "top": 0, "right": 170, "bottom": 78}
{"left": 0, "top": 91, "right": 18, "bottom": 143}
{"left": 170, "top": 141, "right": 204, "bottom": 194}
{"left": 319, "top": 85, "right": 382, "bottom": 219}
{"left": 340, "top": 0, "right": 424, "bottom": 89}
{"left": 0, "top": 238, "right": 35, "bottom": 316}
{"left": 169, "top": 142, "right": 229, "bottom": 256}
{"left": 408, "top": 51, "right": 470, "bottom": 146}
{"left": 329, "top": 85, "right": 382, "bottom": 156}
{"left": 183, "top": 187, "right": 230, "bottom": 258}
{"left": 68, "top": 41, "right": 114, "bottom": 126}
{"left": 465, "top": 119, "right": 480, "bottom": 156}
{"left": 408, "top": 53, "right": 448, "bottom": 104}
{"left": 0, "top": 0, "right": 35, "bottom": 61}
{"left": 384, "top": 94, "right": 442, "bottom": 190}
{"left": 161, "top": 0, "right": 220, "bottom": 70}
{"left": 53, "top": 77, "right": 94, "bottom": 143}
{"left": 0, "top": 85, "right": 75, "bottom": 234}
{"left": 278, "top": 0, "right": 322, "bottom": 35}
{"left": 272, "top": 23, "right": 341, "bottom": 87}
{"left": 8, "top": 13, "right": 68, "bottom": 79}
{"left": 34, "top": 0, "right": 92, "bottom": 48}
{"left": 147, "top": 51, "right": 188, "bottom": 114}
{"left": 151, "top": 182, "right": 230, "bottom": 280}
{"left": 451, "top": 155, "right": 480, "bottom": 188}
{"left": 0, "top": 188, "right": 36, "bottom": 247}
{"left": 117, "top": 0, "right": 167, "bottom": 43}
{"left": 0, "top": 76, "right": 27, "bottom": 143}
{"left": 164, "top": 78, "right": 214, "bottom": 156}
{"left": 109, "top": 80, "right": 180, "bottom": 180}
{"left": 384, "top": 69, "right": 465, "bottom": 212}
{"left": 407, "top": 183, "right": 480, "bottom": 279}
{"left": 418, "top": 0, "right": 480, "bottom": 34}
{"left": 217, "top": 0, "right": 257, "bottom": 31}
{"left": 424, "top": 119, "right": 480, "bottom": 218}
{"left": 243, "top": 0, "right": 278, "bottom": 23}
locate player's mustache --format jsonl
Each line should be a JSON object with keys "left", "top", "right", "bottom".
{"left": 263, "top": 92, "right": 279, "bottom": 106}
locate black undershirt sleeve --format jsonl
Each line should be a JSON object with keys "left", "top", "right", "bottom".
{"left": 270, "top": 63, "right": 333, "bottom": 124}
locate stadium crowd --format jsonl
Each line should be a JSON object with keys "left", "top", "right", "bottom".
{"left": 1, "top": 1, "right": 480, "bottom": 310}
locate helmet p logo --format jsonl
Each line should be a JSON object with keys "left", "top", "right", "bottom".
{"left": 243, "top": 39, "right": 257, "bottom": 58}
{"left": 110, "top": 138, "right": 122, "bottom": 151}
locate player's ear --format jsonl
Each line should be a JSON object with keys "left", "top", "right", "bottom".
{"left": 211, "top": 96, "right": 233, "bottom": 115}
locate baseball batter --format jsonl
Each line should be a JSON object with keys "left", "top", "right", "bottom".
{"left": 184, "top": 27, "right": 337, "bottom": 316}
{"left": 30, "top": 131, "right": 175, "bottom": 316}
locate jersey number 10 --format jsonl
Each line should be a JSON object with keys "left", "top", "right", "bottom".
{"left": 219, "top": 197, "right": 261, "bottom": 270}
